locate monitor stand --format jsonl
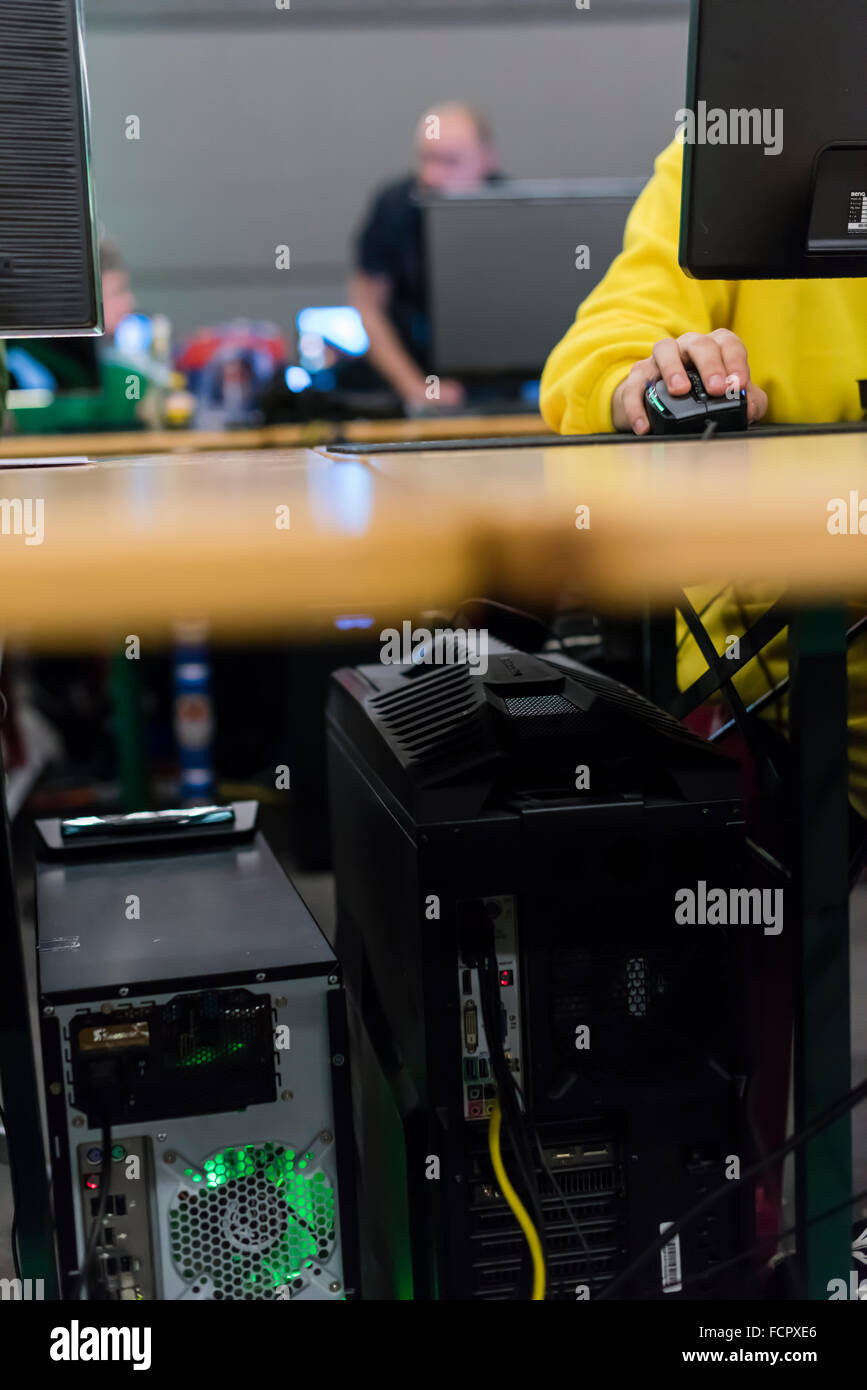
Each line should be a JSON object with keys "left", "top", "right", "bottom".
{"left": 807, "top": 144, "right": 867, "bottom": 255}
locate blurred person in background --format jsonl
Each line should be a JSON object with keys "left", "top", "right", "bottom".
{"left": 99, "top": 236, "right": 137, "bottom": 339}
{"left": 349, "top": 102, "right": 501, "bottom": 412}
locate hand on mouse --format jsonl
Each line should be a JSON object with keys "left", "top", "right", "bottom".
{"left": 611, "top": 329, "right": 769, "bottom": 435}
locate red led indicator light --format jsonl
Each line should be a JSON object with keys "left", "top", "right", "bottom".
{"left": 84, "top": 1175, "right": 100, "bottom": 1191}
{"left": 499, "top": 969, "right": 513, "bottom": 987}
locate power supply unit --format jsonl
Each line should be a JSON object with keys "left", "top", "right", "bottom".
{"left": 35, "top": 802, "right": 359, "bottom": 1302}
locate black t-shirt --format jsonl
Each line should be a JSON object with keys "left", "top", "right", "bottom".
{"left": 355, "top": 173, "right": 502, "bottom": 372}
{"left": 355, "top": 175, "right": 429, "bottom": 369}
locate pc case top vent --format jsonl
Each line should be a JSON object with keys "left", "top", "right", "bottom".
{"left": 169, "top": 1142, "right": 338, "bottom": 1300}
{"left": 369, "top": 663, "right": 487, "bottom": 766}
{"left": 502, "top": 692, "right": 586, "bottom": 738}
{"left": 547, "top": 657, "right": 702, "bottom": 747}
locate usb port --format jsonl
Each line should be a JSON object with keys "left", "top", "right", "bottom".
{"left": 114, "top": 1195, "right": 127, "bottom": 1216}
{"left": 463, "top": 1057, "right": 477, "bottom": 1080}
{"left": 106, "top": 1257, "right": 119, "bottom": 1276}
{"left": 103, "top": 1227, "right": 114, "bottom": 1246}
{"left": 461, "top": 969, "right": 472, "bottom": 995}
{"left": 500, "top": 1006, "right": 508, "bottom": 1042}
{"left": 90, "top": 1197, "right": 101, "bottom": 1218}
{"left": 120, "top": 1256, "right": 133, "bottom": 1273}
{"left": 104, "top": 1196, "right": 114, "bottom": 1215}
{"left": 478, "top": 1058, "right": 489, "bottom": 1079}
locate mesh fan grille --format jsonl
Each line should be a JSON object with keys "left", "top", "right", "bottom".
{"left": 552, "top": 948, "right": 657, "bottom": 1027}
{"left": 504, "top": 694, "right": 576, "bottom": 718}
{"left": 502, "top": 692, "right": 586, "bottom": 738}
{"left": 169, "top": 1143, "right": 335, "bottom": 1300}
{"left": 164, "top": 991, "right": 272, "bottom": 1069}
{"left": 549, "top": 932, "right": 732, "bottom": 1082}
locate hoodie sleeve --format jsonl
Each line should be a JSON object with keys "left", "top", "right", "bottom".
{"left": 539, "top": 137, "right": 736, "bottom": 435}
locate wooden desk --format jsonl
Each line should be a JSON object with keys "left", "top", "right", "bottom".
{"left": 0, "top": 431, "right": 863, "bottom": 1301}
{"left": 343, "top": 413, "right": 549, "bottom": 443}
{"left": 0, "top": 422, "right": 316, "bottom": 458}
{"left": 0, "top": 412, "right": 549, "bottom": 460}
{"left": 0, "top": 433, "right": 864, "bottom": 648}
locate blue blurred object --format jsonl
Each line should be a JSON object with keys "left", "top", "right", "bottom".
{"left": 334, "top": 614, "right": 376, "bottom": 631}
{"left": 520, "top": 378, "right": 541, "bottom": 406}
{"left": 114, "top": 312, "right": 153, "bottom": 357}
{"left": 296, "top": 305, "right": 369, "bottom": 374}
{"left": 285, "top": 365, "right": 313, "bottom": 393}
{"left": 173, "top": 626, "right": 215, "bottom": 804}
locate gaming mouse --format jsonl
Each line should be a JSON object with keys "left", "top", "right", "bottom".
{"left": 644, "top": 368, "right": 748, "bottom": 435}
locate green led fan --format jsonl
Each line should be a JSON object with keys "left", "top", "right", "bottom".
{"left": 168, "top": 1142, "right": 336, "bottom": 1300}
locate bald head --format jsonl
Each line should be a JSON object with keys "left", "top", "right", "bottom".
{"left": 414, "top": 103, "right": 498, "bottom": 192}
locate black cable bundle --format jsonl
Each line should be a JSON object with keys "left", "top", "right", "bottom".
{"left": 600, "top": 1070, "right": 867, "bottom": 1300}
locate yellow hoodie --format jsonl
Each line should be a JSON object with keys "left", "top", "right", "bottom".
{"left": 540, "top": 137, "right": 867, "bottom": 818}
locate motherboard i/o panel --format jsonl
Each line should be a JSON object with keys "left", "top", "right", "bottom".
{"left": 457, "top": 895, "right": 523, "bottom": 1121}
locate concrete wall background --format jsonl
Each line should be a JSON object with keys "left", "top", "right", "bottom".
{"left": 82, "top": 9, "right": 690, "bottom": 336}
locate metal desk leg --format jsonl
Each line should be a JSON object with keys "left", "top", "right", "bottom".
{"left": 643, "top": 608, "right": 678, "bottom": 709}
{"left": 0, "top": 745, "right": 58, "bottom": 1295}
{"left": 789, "top": 606, "right": 851, "bottom": 1299}
{"left": 109, "top": 649, "right": 149, "bottom": 812}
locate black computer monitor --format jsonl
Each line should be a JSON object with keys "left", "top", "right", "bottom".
{"left": 0, "top": 0, "right": 102, "bottom": 334}
{"left": 680, "top": 0, "right": 867, "bottom": 279}
{"left": 423, "top": 179, "right": 645, "bottom": 379}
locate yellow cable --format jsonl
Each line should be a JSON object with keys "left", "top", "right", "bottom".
{"left": 488, "top": 1097, "right": 546, "bottom": 1301}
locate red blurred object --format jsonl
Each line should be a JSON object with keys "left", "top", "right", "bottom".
{"left": 175, "top": 321, "right": 289, "bottom": 374}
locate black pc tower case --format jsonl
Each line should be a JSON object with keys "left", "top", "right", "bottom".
{"left": 326, "top": 646, "right": 760, "bottom": 1300}
{"left": 0, "top": 0, "right": 102, "bottom": 336}
{"left": 36, "top": 802, "right": 359, "bottom": 1301}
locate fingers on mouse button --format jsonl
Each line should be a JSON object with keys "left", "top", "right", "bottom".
{"left": 689, "top": 371, "right": 708, "bottom": 400}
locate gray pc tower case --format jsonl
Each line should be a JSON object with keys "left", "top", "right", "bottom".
{"left": 35, "top": 803, "right": 358, "bottom": 1301}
